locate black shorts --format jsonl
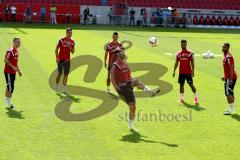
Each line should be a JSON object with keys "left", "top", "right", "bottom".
{"left": 118, "top": 81, "right": 136, "bottom": 104}
{"left": 225, "top": 79, "right": 236, "bottom": 96}
{"left": 178, "top": 74, "right": 193, "bottom": 84}
{"left": 58, "top": 60, "right": 70, "bottom": 75}
{"left": 5, "top": 73, "right": 16, "bottom": 93}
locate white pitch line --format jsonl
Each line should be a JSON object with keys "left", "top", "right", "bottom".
{"left": 165, "top": 53, "right": 174, "bottom": 56}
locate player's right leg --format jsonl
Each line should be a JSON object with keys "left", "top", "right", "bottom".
{"left": 186, "top": 74, "right": 199, "bottom": 105}
{"left": 106, "top": 66, "right": 111, "bottom": 94}
{"left": 56, "top": 61, "right": 63, "bottom": 92}
{"left": 62, "top": 61, "right": 71, "bottom": 93}
{"left": 131, "top": 79, "right": 160, "bottom": 97}
{"left": 128, "top": 102, "right": 139, "bottom": 132}
{"left": 119, "top": 82, "right": 139, "bottom": 131}
{"left": 224, "top": 80, "right": 236, "bottom": 115}
{"left": 178, "top": 74, "right": 185, "bottom": 103}
{"left": 5, "top": 73, "right": 16, "bottom": 110}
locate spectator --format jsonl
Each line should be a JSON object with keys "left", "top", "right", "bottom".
{"left": 40, "top": 5, "right": 47, "bottom": 23}
{"left": 162, "top": 9, "right": 170, "bottom": 27}
{"left": 4, "top": 4, "right": 10, "bottom": 21}
{"left": 50, "top": 5, "right": 57, "bottom": 24}
{"left": 187, "top": 14, "right": 192, "bottom": 26}
{"left": 65, "top": 12, "right": 72, "bottom": 24}
{"left": 24, "top": 5, "right": 32, "bottom": 23}
{"left": 83, "top": 7, "right": 90, "bottom": 25}
{"left": 10, "top": 4, "right": 17, "bottom": 22}
{"left": 143, "top": 9, "right": 148, "bottom": 26}
{"left": 129, "top": 7, "right": 135, "bottom": 25}
{"left": 172, "top": 8, "right": 180, "bottom": 27}
{"left": 108, "top": 8, "right": 113, "bottom": 24}
{"left": 181, "top": 13, "right": 187, "bottom": 28}
{"left": 155, "top": 8, "right": 162, "bottom": 26}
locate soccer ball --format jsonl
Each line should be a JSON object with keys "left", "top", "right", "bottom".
{"left": 149, "top": 37, "right": 159, "bottom": 47}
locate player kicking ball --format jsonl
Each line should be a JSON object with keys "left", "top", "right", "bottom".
{"left": 173, "top": 40, "right": 199, "bottom": 105}
{"left": 4, "top": 38, "right": 22, "bottom": 110}
{"left": 55, "top": 28, "right": 75, "bottom": 93}
{"left": 110, "top": 50, "right": 160, "bottom": 131}
{"left": 221, "top": 43, "right": 237, "bottom": 115}
{"left": 104, "top": 32, "right": 124, "bottom": 94}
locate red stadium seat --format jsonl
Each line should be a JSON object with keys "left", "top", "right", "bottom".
{"left": 199, "top": 16, "right": 204, "bottom": 25}
{"left": 193, "top": 15, "right": 198, "bottom": 24}
{"left": 217, "top": 16, "right": 223, "bottom": 25}
{"left": 211, "top": 16, "right": 217, "bottom": 25}
{"left": 223, "top": 16, "right": 229, "bottom": 25}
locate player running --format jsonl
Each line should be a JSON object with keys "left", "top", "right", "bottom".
{"left": 173, "top": 40, "right": 199, "bottom": 105}
{"left": 4, "top": 37, "right": 22, "bottom": 110}
{"left": 104, "top": 32, "right": 124, "bottom": 94}
{"left": 55, "top": 28, "right": 75, "bottom": 93}
{"left": 110, "top": 50, "right": 160, "bottom": 131}
{"left": 221, "top": 43, "right": 237, "bottom": 115}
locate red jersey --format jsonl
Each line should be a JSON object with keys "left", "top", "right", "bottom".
{"left": 111, "top": 60, "right": 132, "bottom": 85}
{"left": 106, "top": 41, "right": 123, "bottom": 65}
{"left": 57, "top": 37, "right": 75, "bottom": 61}
{"left": 4, "top": 47, "right": 19, "bottom": 74}
{"left": 176, "top": 49, "right": 194, "bottom": 74}
{"left": 223, "top": 52, "right": 237, "bottom": 80}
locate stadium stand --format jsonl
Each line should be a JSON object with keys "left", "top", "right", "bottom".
{"left": 1, "top": 0, "right": 240, "bottom": 10}
{"left": 0, "top": 0, "right": 240, "bottom": 27}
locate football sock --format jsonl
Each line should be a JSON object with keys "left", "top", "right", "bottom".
{"left": 194, "top": 92, "right": 198, "bottom": 99}
{"left": 129, "top": 119, "right": 134, "bottom": 128}
{"left": 63, "top": 85, "right": 67, "bottom": 92}
{"left": 229, "top": 103, "right": 234, "bottom": 113}
{"left": 5, "top": 97, "right": 11, "bottom": 106}
{"left": 180, "top": 93, "right": 184, "bottom": 100}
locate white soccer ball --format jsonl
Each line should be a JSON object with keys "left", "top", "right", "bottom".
{"left": 149, "top": 37, "right": 159, "bottom": 47}
{"left": 202, "top": 53, "right": 208, "bottom": 59}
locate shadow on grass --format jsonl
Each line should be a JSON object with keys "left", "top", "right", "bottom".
{"left": 182, "top": 102, "right": 206, "bottom": 111}
{"left": 120, "top": 130, "right": 178, "bottom": 147}
{"left": 6, "top": 108, "right": 25, "bottom": 119}
{"left": 56, "top": 92, "right": 81, "bottom": 103}
{"left": 231, "top": 114, "right": 240, "bottom": 121}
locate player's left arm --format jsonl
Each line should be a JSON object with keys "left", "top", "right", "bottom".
{"left": 190, "top": 53, "right": 195, "bottom": 77}
{"left": 17, "top": 65, "right": 22, "bottom": 77}
{"left": 173, "top": 54, "right": 179, "bottom": 77}
{"left": 110, "top": 66, "right": 120, "bottom": 91}
{"left": 69, "top": 42, "right": 75, "bottom": 54}
{"left": 228, "top": 58, "right": 234, "bottom": 84}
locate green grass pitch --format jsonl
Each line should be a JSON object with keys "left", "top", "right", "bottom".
{"left": 0, "top": 23, "right": 240, "bottom": 160}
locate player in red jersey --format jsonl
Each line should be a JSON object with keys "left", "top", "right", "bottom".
{"left": 104, "top": 32, "right": 124, "bottom": 94}
{"left": 110, "top": 51, "right": 160, "bottom": 131}
{"left": 221, "top": 43, "right": 237, "bottom": 115}
{"left": 4, "top": 38, "right": 22, "bottom": 110}
{"left": 173, "top": 40, "right": 199, "bottom": 105}
{"left": 55, "top": 28, "right": 75, "bottom": 93}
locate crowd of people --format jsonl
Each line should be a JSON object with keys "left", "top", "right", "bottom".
{"left": 2, "top": 4, "right": 67, "bottom": 24}
{"left": 106, "top": 6, "right": 188, "bottom": 27}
